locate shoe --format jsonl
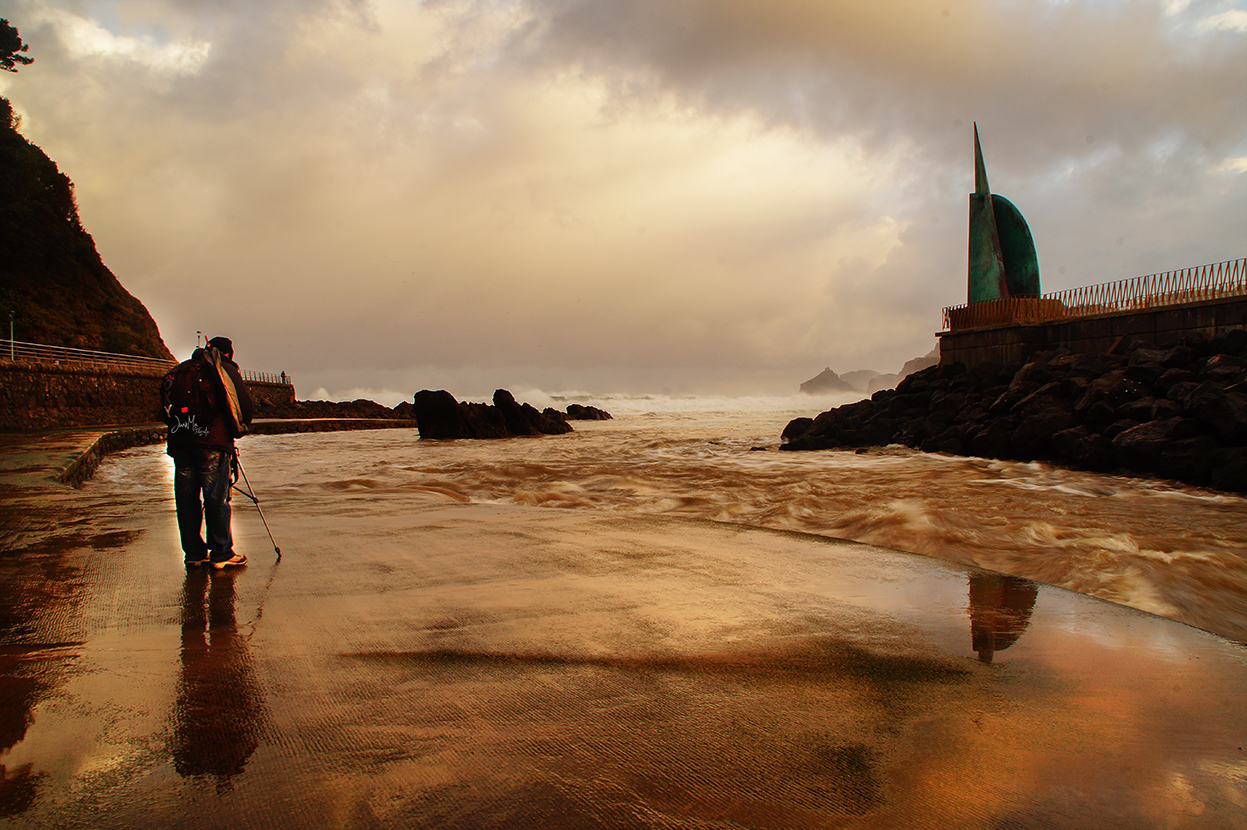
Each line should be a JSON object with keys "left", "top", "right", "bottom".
{"left": 212, "top": 553, "right": 247, "bottom": 570}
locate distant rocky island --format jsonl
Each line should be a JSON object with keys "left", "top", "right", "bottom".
{"left": 799, "top": 351, "right": 938, "bottom": 395}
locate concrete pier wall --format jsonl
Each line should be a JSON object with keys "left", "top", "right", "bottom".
{"left": 0, "top": 362, "right": 295, "bottom": 431}
{"left": 938, "top": 295, "right": 1247, "bottom": 367}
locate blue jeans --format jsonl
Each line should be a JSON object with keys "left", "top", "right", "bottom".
{"left": 172, "top": 447, "right": 234, "bottom": 563}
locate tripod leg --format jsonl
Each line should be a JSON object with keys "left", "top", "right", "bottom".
{"left": 233, "top": 450, "right": 281, "bottom": 560}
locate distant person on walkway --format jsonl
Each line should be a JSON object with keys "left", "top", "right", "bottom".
{"left": 161, "top": 336, "right": 255, "bottom": 569}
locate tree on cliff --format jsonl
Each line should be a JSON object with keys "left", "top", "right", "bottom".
{"left": 1, "top": 87, "right": 172, "bottom": 357}
{"left": 1, "top": 19, "right": 33, "bottom": 73}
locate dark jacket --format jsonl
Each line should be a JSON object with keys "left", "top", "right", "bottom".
{"left": 163, "top": 347, "right": 256, "bottom": 453}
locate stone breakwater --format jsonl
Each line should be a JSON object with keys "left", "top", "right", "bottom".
{"left": 256, "top": 398, "right": 412, "bottom": 420}
{"left": 782, "top": 330, "right": 1247, "bottom": 493}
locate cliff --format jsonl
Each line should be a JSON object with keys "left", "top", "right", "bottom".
{"left": 0, "top": 97, "right": 171, "bottom": 359}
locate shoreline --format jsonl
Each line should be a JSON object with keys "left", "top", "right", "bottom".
{"left": 6, "top": 409, "right": 1245, "bottom": 498}
{"left": 0, "top": 418, "right": 417, "bottom": 490}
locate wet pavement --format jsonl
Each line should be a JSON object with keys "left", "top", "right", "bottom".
{"left": 2, "top": 432, "right": 1247, "bottom": 828}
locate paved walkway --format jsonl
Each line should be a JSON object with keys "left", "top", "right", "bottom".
{"left": 1, "top": 428, "right": 1246, "bottom": 828}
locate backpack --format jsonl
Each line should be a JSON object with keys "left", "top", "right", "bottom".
{"left": 161, "top": 358, "right": 217, "bottom": 439}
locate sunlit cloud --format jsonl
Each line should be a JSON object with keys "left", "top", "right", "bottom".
{"left": 28, "top": 6, "right": 210, "bottom": 74}
{"left": 3, "top": 0, "right": 1244, "bottom": 398}
{"left": 1197, "top": 9, "right": 1247, "bottom": 31}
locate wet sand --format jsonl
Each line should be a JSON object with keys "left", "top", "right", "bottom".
{"left": 2, "top": 431, "right": 1247, "bottom": 828}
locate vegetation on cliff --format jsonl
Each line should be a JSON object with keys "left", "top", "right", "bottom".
{"left": 0, "top": 95, "right": 172, "bottom": 359}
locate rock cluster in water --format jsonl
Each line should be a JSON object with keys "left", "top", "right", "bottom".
{"left": 411, "top": 389, "right": 611, "bottom": 439}
{"left": 781, "top": 330, "right": 1247, "bottom": 493}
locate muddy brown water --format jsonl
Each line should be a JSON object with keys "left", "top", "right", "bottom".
{"left": 235, "top": 409, "right": 1247, "bottom": 643}
{"left": 1, "top": 408, "right": 1245, "bottom": 827}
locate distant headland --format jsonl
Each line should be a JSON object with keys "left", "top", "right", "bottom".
{"left": 799, "top": 351, "right": 938, "bottom": 396}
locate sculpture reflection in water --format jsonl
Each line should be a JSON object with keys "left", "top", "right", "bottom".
{"left": 969, "top": 573, "right": 1038, "bottom": 663}
{"left": 171, "top": 569, "right": 267, "bottom": 791}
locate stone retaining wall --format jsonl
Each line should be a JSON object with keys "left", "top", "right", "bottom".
{"left": 0, "top": 362, "right": 295, "bottom": 431}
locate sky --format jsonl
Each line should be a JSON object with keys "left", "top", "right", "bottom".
{"left": 1, "top": 0, "right": 1245, "bottom": 402}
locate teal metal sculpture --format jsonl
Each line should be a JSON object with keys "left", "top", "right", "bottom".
{"left": 967, "top": 124, "right": 1040, "bottom": 303}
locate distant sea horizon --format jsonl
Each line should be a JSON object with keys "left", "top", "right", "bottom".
{"left": 307, "top": 386, "right": 872, "bottom": 416}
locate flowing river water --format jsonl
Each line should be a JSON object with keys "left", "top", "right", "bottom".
{"left": 94, "top": 398, "right": 1247, "bottom": 646}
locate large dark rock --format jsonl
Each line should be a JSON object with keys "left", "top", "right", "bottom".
{"left": 493, "top": 389, "right": 540, "bottom": 436}
{"left": 1210, "top": 328, "right": 1247, "bottom": 356}
{"left": 1011, "top": 406, "right": 1073, "bottom": 459}
{"left": 782, "top": 417, "right": 813, "bottom": 441}
{"left": 1202, "top": 354, "right": 1247, "bottom": 383}
{"left": 1191, "top": 385, "right": 1247, "bottom": 442}
{"left": 1112, "top": 418, "right": 1183, "bottom": 471}
{"left": 523, "top": 401, "right": 573, "bottom": 435}
{"left": 780, "top": 332, "right": 1247, "bottom": 492}
{"left": 1155, "top": 367, "right": 1197, "bottom": 396}
{"left": 1160, "top": 435, "right": 1221, "bottom": 483}
{"left": 566, "top": 403, "right": 613, "bottom": 420}
{"left": 1065, "top": 432, "right": 1116, "bottom": 472}
{"left": 412, "top": 390, "right": 473, "bottom": 438}
{"left": 459, "top": 401, "right": 510, "bottom": 439}
{"left": 1212, "top": 448, "right": 1247, "bottom": 493}
{"left": 412, "top": 389, "right": 578, "bottom": 439}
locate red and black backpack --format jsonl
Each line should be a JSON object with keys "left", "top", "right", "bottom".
{"left": 161, "top": 358, "right": 217, "bottom": 435}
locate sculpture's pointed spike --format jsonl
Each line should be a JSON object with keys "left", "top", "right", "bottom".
{"left": 974, "top": 122, "right": 990, "bottom": 196}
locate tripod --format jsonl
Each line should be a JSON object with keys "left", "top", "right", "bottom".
{"left": 231, "top": 449, "right": 281, "bottom": 561}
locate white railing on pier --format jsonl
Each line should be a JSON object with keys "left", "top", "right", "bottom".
{"left": 0, "top": 339, "right": 291, "bottom": 385}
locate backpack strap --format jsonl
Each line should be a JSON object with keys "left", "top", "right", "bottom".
{"left": 206, "top": 347, "right": 249, "bottom": 437}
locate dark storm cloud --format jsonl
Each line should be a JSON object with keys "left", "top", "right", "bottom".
{"left": 2, "top": 0, "right": 1243, "bottom": 398}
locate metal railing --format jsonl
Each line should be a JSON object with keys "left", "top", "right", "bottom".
{"left": 0, "top": 340, "right": 176, "bottom": 372}
{"left": 943, "top": 257, "right": 1247, "bottom": 331}
{"left": 242, "top": 369, "right": 291, "bottom": 384}
{"left": 0, "top": 339, "right": 291, "bottom": 385}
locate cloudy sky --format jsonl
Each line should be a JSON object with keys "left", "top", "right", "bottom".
{"left": 2, "top": 0, "right": 1244, "bottom": 401}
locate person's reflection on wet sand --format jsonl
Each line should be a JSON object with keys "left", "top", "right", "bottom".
{"left": 171, "top": 569, "right": 266, "bottom": 791}
{"left": 1, "top": 651, "right": 50, "bottom": 816}
{"left": 969, "top": 573, "right": 1038, "bottom": 664}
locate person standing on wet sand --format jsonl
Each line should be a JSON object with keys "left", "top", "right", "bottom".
{"left": 161, "top": 336, "right": 255, "bottom": 569}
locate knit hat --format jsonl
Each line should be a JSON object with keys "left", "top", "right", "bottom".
{"left": 207, "top": 336, "right": 233, "bottom": 358}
